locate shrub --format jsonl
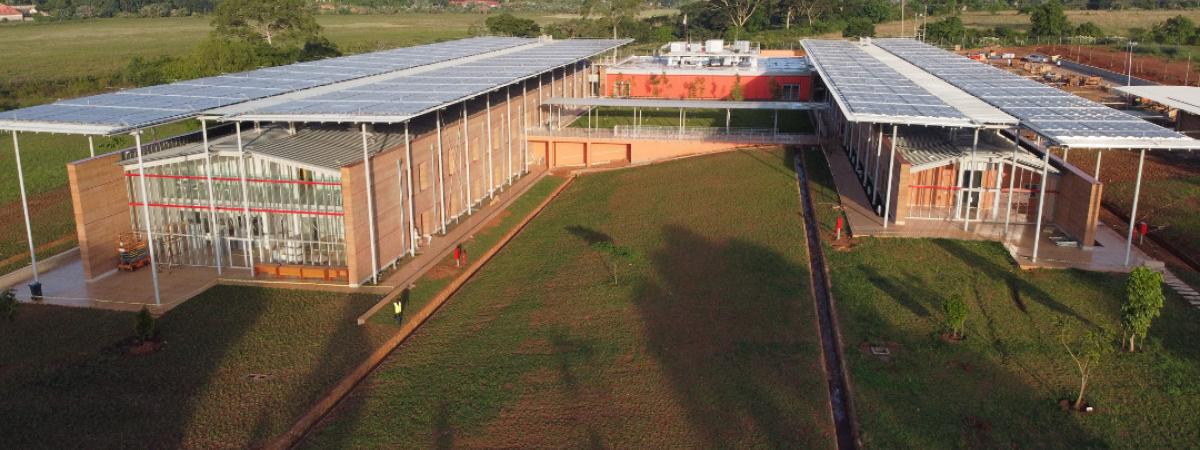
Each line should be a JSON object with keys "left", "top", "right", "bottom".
{"left": 486, "top": 13, "right": 541, "bottom": 37}
{"left": 1122, "top": 266, "right": 1164, "bottom": 352}
{"left": 0, "top": 289, "right": 16, "bottom": 321}
{"left": 135, "top": 307, "right": 156, "bottom": 342}
{"left": 843, "top": 18, "right": 876, "bottom": 38}
{"left": 942, "top": 294, "right": 967, "bottom": 339}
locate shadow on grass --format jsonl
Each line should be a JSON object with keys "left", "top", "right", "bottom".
{"left": 564, "top": 225, "right": 612, "bottom": 245}
{"left": 633, "top": 225, "right": 832, "bottom": 448}
{"left": 739, "top": 146, "right": 797, "bottom": 182}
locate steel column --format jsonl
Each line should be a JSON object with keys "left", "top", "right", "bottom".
{"left": 436, "top": 110, "right": 447, "bottom": 234}
{"left": 11, "top": 132, "right": 39, "bottom": 286}
{"left": 200, "top": 120, "right": 223, "bottom": 274}
{"left": 1030, "top": 145, "right": 1052, "bottom": 263}
{"left": 1124, "top": 148, "right": 1148, "bottom": 266}
{"left": 1094, "top": 150, "right": 1103, "bottom": 180}
{"left": 883, "top": 125, "right": 898, "bottom": 228}
{"left": 361, "top": 124, "right": 379, "bottom": 284}
{"left": 462, "top": 105, "right": 472, "bottom": 214}
{"left": 486, "top": 94, "right": 494, "bottom": 196}
{"left": 133, "top": 132, "right": 162, "bottom": 306}
{"left": 964, "top": 128, "right": 979, "bottom": 231}
{"left": 872, "top": 127, "right": 883, "bottom": 199}
{"left": 506, "top": 86, "right": 513, "bottom": 185}
{"left": 404, "top": 122, "right": 417, "bottom": 257}
{"left": 87, "top": 135, "right": 95, "bottom": 158}
{"left": 1004, "top": 126, "right": 1019, "bottom": 235}
{"left": 235, "top": 122, "right": 255, "bottom": 273}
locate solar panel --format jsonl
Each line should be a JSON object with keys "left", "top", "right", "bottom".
{"left": 236, "top": 39, "right": 629, "bottom": 121}
{"left": 801, "top": 40, "right": 971, "bottom": 127}
{"left": 0, "top": 37, "right": 534, "bottom": 135}
{"left": 874, "top": 38, "right": 1198, "bottom": 148}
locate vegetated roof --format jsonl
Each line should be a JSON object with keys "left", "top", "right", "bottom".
{"left": 0, "top": 37, "right": 534, "bottom": 136}
{"left": 224, "top": 38, "right": 630, "bottom": 124}
{"left": 875, "top": 38, "right": 1200, "bottom": 150}
{"left": 800, "top": 39, "right": 974, "bottom": 128}
{"left": 540, "top": 97, "right": 825, "bottom": 110}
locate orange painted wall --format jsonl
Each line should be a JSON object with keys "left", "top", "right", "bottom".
{"left": 603, "top": 73, "right": 812, "bottom": 101}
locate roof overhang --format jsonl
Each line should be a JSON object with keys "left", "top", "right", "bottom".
{"left": 1113, "top": 85, "right": 1200, "bottom": 116}
{"left": 540, "top": 97, "right": 826, "bottom": 110}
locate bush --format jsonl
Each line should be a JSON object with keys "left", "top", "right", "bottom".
{"left": 0, "top": 289, "right": 16, "bottom": 321}
{"left": 942, "top": 294, "right": 967, "bottom": 339}
{"left": 843, "top": 18, "right": 876, "bottom": 38}
{"left": 486, "top": 13, "right": 541, "bottom": 37}
{"left": 135, "top": 307, "right": 156, "bottom": 341}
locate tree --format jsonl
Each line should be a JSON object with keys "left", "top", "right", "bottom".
{"left": 135, "top": 306, "right": 157, "bottom": 342}
{"left": 1029, "top": 0, "right": 1071, "bottom": 37}
{"left": 1059, "top": 320, "right": 1113, "bottom": 411}
{"left": 843, "top": 17, "right": 875, "bottom": 38}
{"left": 583, "top": 0, "right": 642, "bottom": 39}
{"left": 591, "top": 241, "right": 635, "bottom": 285}
{"left": 486, "top": 13, "right": 541, "bottom": 37}
{"left": 924, "top": 16, "right": 967, "bottom": 44}
{"left": 942, "top": 294, "right": 968, "bottom": 339}
{"left": 730, "top": 74, "right": 745, "bottom": 100}
{"left": 712, "top": 0, "right": 765, "bottom": 39}
{"left": 1121, "top": 266, "right": 1165, "bottom": 352}
{"left": 212, "top": 0, "right": 321, "bottom": 47}
{"left": 1075, "top": 21, "right": 1104, "bottom": 37}
{"left": 1151, "top": 15, "right": 1197, "bottom": 45}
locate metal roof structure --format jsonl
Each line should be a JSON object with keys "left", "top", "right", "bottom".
{"left": 540, "top": 97, "right": 825, "bottom": 110}
{"left": 225, "top": 39, "right": 630, "bottom": 124}
{"left": 0, "top": 37, "right": 533, "bottom": 136}
{"left": 801, "top": 39, "right": 974, "bottom": 128}
{"left": 875, "top": 38, "right": 1200, "bottom": 150}
{"left": 1113, "top": 85, "right": 1200, "bottom": 116}
{"left": 896, "top": 128, "right": 1058, "bottom": 172}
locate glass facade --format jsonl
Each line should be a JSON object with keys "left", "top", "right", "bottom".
{"left": 126, "top": 154, "right": 347, "bottom": 269}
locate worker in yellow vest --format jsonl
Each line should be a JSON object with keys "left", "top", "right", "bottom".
{"left": 392, "top": 295, "right": 403, "bottom": 325}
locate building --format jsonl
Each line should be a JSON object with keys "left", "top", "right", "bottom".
{"left": 1114, "top": 85, "right": 1200, "bottom": 139}
{"left": 803, "top": 38, "right": 1200, "bottom": 268}
{"left": 603, "top": 40, "right": 813, "bottom": 101}
{"left": 1, "top": 37, "right": 627, "bottom": 298}
{"left": 0, "top": 4, "right": 24, "bottom": 21}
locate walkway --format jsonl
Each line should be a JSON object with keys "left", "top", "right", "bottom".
{"left": 1162, "top": 269, "right": 1200, "bottom": 309}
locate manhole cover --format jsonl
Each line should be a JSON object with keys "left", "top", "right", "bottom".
{"left": 869, "top": 346, "right": 890, "bottom": 356}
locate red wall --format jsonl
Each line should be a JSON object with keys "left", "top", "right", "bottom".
{"left": 603, "top": 73, "right": 812, "bottom": 101}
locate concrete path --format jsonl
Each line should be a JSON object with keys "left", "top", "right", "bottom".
{"left": 1160, "top": 268, "right": 1200, "bottom": 309}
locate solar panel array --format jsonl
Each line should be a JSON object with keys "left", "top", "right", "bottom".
{"left": 802, "top": 40, "right": 968, "bottom": 124}
{"left": 0, "top": 37, "right": 532, "bottom": 134}
{"left": 240, "top": 39, "right": 628, "bottom": 121}
{"left": 875, "top": 38, "right": 1194, "bottom": 145}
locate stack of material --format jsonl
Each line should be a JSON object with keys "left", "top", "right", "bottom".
{"left": 117, "top": 232, "right": 149, "bottom": 271}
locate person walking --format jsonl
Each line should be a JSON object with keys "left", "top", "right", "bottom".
{"left": 453, "top": 244, "right": 463, "bottom": 268}
{"left": 392, "top": 293, "right": 404, "bottom": 325}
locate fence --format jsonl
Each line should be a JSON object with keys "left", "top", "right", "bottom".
{"left": 527, "top": 125, "right": 815, "bottom": 145}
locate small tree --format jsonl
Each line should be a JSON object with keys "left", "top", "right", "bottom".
{"left": 0, "top": 289, "right": 17, "bottom": 321}
{"left": 942, "top": 294, "right": 968, "bottom": 339}
{"left": 1059, "top": 320, "right": 1113, "bottom": 411}
{"left": 843, "top": 18, "right": 876, "bottom": 38}
{"left": 1029, "top": 0, "right": 1071, "bottom": 38}
{"left": 591, "top": 241, "right": 635, "bottom": 285}
{"left": 486, "top": 13, "right": 541, "bottom": 37}
{"left": 135, "top": 307, "right": 157, "bottom": 342}
{"left": 1122, "top": 266, "right": 1165, "bottom": 352}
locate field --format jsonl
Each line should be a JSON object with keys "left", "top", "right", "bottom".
{"left": 302, "top": 147, "right": 837, "bottom": 448}
{"left": 802, "top": 148, "right": 1200, "bottom": 448}
{"left": 0, "top": 286, "right": 393, "bottom": 448}
{"left": 863, "top": 10, "right": 1200, "bottom": 38}
{"left": 567, "top": 106, "right": 814, "bottom": 133}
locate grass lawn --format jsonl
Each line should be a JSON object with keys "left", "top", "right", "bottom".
{"left": 0, "top": 286, "right": 393, "bottom": 448}
{"left": 367, "top": 175, "right": 568, "bottom": 326}
{"left": 1106, "top": 174, "right": 1200, "bottom": 266}
{"left": 802, "top": 148, "right": 1200, "bottom": 448}
{"left": 568, "top": 106, "right": 814, "bottom": 133}
{"left": 303, "top": 147, "right": 836, "bottom": 448}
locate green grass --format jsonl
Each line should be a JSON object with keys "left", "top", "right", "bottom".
{"left": 801, "top": 148, "right": 1200, "bottom": 448}
{"left": 1106, "top": 175, "right": 1200, "bottom": 268}
{"left": 568, "top": 106, "right": 814, "bottom": 133}
{"left": 368, "top": 175, "right": 568, "bottom": 326}
{"left": 0, "top": 286, "right": 392, "bottom": 448}
{"left": 304, "top": 147, "right": 836, "bottom": 448}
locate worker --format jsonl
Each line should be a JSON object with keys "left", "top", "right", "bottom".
{"left": 392, "top": 294, "right": 404, "bottom": 325}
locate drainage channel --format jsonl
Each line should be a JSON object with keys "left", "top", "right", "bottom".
{"left": 793, "top": 150, "right": 859, "bottom": 449}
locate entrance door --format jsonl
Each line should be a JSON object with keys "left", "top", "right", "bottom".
{"left": 957, "top": 167, "right": 984, "bottom": 221}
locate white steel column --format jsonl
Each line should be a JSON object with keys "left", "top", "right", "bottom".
{"left": 235, "top": 122, "right": 255, "bottom": 273}
{"left": 883, "top": 125, "right": 899, "bottom": 228}
{"left": 1030, "top": 145, "right": 1052, "bottom": 263}
{"left": 462, "top": 105, "right": 472, "bottom": 214}
{"left": 11, "top": 132, "right": 39, "bottom": 286}
{"left": 523, "top": 83, "right": 530, "bottom": 174}
{"left": 133, "top": 132, "right": 162, "bottom": 306}
{"left": 725, "top": 109, "right": 731, "bottom": 133}
{"left": 964, "top": 128, "right": 979, "bottom": 231}
{"left": 872, "top": 127, "right": 884, "bottom": 198}
{"left": 1124, "top": 148, "right": 1148, "bottom": 266}
{"left": 1004, "top": 126, "right": 1019, "bottom": 235}
{"left": 87, "top": 135, "right": 96, "bottom": 158}
{"left": 404, "top": 122, "right": 417, "bottom": 257}
{"left": 506, "top": 86, "right": 514, "bottom": 185}
{"left": 1094, "top": 149, "right": 1103, "bottom": 179}
{"left": 361, "top": 124, "right": 379, "bottom": 284}
{"left": 1063, "top": 147, "right": 1070, "bottom": 164}
{"left": 436, "top": 110, "right": 447, "bottom": 234}
{"left": 200, "top": 120, "right": 223, "bottom": 274}
{"left": 486, "top": 94, "right": 494, "bottom": 196}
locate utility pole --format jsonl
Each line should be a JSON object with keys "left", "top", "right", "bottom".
{"left": 1127, "top": 40, "right": 1138, "bottom": 86}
